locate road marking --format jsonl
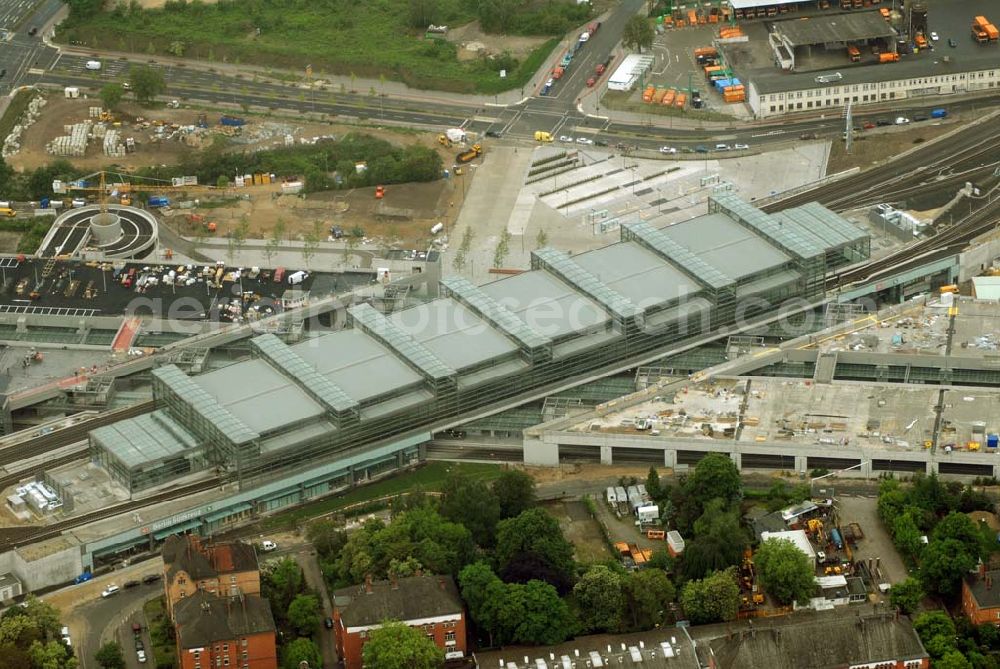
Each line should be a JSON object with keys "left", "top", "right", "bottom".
{"left": 471, "top": 116, "right": 498, "bottom": 123}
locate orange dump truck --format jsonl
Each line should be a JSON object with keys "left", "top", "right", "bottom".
{"left": 661, "top": 89, "right": 676, "bottom": 105}
{"left": 847, "top": 45, "right": 860, "bottom": 62}
{"left": 642, "top": 85, "right": 656, "bottom": 102}
{"left": 879, "top": 52, "right": 899, "bottom": 62}
{"left": 674, "top": 92, "right": 686, "bottom": 108}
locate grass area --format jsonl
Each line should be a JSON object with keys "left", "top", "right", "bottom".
{"left": 601, "top": 90, "right": 736, "bottom": 123}
{"left": 57, "top": 0, "right": 566, "bottom": 94}
{"left": 259, "top": 462, "right": 502, "bottom": 530}
{"left": 0, "top": 89, "right": 37, "bottom": 145}
{"left": 143, "top": 596, "right": 178, "bottom": 669}
{"left": 0, "top": 216, "right": 56, "bottom": 254}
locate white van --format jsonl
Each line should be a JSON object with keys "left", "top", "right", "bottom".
{"left": 85, "top": 60, "right": 102, "bottom": 71}
{"left": 261, "top": 540, "right": 277, "bottom": 552}
{"left": 287, "top": 270, "right": 308, "bottom": 285}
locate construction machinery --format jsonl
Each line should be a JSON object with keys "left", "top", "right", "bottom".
{"left": 455, "top": 144, "right": 482, "bottom": 164}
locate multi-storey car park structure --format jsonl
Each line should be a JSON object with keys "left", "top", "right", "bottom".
{"left": 87, "top": 195, "right": 869, "bottom": 495}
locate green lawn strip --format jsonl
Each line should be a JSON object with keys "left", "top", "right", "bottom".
{"left": 258, "top": 462, "right": 502, "bottom": 531}
{"left": 142, "top": 596, "right": 178, "bottom": 669}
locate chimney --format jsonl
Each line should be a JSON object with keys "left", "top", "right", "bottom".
{"left": 390, "top": 574, "right": 398, "bottom": 590}
{"left": 364, "top": 574, "right": 373, "bottom": 594}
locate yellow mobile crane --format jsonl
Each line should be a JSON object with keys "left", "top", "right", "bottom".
{"left": 55, "top": 170, "right": 233, "bottom": 212}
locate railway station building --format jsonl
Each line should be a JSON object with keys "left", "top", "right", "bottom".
{"left": 87, "top": 195, "right": 870, "bottom": 493}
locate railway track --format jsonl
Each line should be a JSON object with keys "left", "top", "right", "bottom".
{"left": 764, "top": 116, "right": 1000, "bottom": 213}
{"left": 0, "top": 477, "right": 221, "bottom": 551}
{"left": 0, "top": 400, "right": 153, "bottom": 468}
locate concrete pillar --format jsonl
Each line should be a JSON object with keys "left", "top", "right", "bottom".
{"left": 795, "top": 455, "right": 808, "bottom": 476}
{"left": 523, "top": 437, "right": 559, "bottom": 466}
{"left": 16, "top": 316, "right": 26, "bottom": 333}
{"left": 993, "top": 462, "right": 1000, "bottom": 481}
{"left": 730, "top": 452, "right": 742, "bottom": 471}
{"left": 664, "top": 449, "right": 676, "bottom": 468}
{"left": 77, "top": 319, "right": 87, "bottom": 335}
{"left": 860, "top": 459, "right": 872, "bottom": 478}
{"left": 600, "top": 445, "right": 613, "bottom": 465}
{"left": 396, "top": 450, "right": 405, "bottom": 467}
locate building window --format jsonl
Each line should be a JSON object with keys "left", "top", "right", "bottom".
{"left": 445, "top": 632, "right": 456, "bottom": 642}
{"left": 194, "top": 652, "right": 201, "bottom": 660}
{"left": 242, "top": 652, "right": 248, "bottom": 661}
{"left": 231, "top": 575, "right": 237, "bottom": 583}
{"left": 242, "top": 639, "right": 248, "bottom": 647}
{"left": 223, "top": 645, "right": 229, "bottom": 653}
{"left": 223, "top": 660, "right": 229, "bottom": 667}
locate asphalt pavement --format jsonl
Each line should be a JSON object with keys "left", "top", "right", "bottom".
{"left": 66, "top": 579, "right": 162, "bottom": 669}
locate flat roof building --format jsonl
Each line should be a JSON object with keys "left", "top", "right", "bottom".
{"left": 761, "top": 529, "right": 817, "bottom": 564}
{"left": 87, "top": 197, "right": 869, "bottom": 493}
{"left": 608, "top": 54, "right": 654, "bottom": 91}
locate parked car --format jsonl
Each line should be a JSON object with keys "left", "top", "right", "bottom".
{"left": 261, "top": 540, "right": 278, "bottom": 552}
{"left": 895, "top": 116, "right": 910, "bottom": 125}
{"left": 559, "top": 135, "right": 573, "bottom": 143}
{"left": 595, "top": 139, "right": 608, "bottom": 147}
{"left": 101, "top": 584, "right": 120, "bottom": 598}
{"left": 714, "top": 143, "right": 730, "bottom": 151}
{"left": 576, "top": 137, "right": 593, "bottom": 145}
{"left": 330, "top": 225, "right": 344, "bottom": 239}
{"left": 930, "top": 31, "right": 939, "bottom": 41}
{"left": 913, "top": 114, "right": 928, "bottom": 122}
{"left": 876, "top": 119, "right": 892, "bottom": 126}
{"left": 137, "top": 649, "right": 147, "bottom": 664}
{"left": 862, "top": 121, "right": 876, "bottom": 129}
{"left": 141, "top": 574, "right": 161, "bottom": 584}
{"left": 485, "top": 130, "right": 501, "bottom": 138}
{"left": 324, "top": 617, "right": 334, "bottom": 629}
{"left": 123, "top": 580, "right": 140, "bottom": 589}
{"left": 695, "top": 145, "right": 709, "bottom": 153}
{"left": 586, "top": 77, "right": 596, "bottom": 87}
{"left": 659, "top": 146, "right": 677, "bottom": 154}
{"left": 734, "top": 143, "right": 749, "bottom": 150}
{"left": 948, "top": 38, "right": 957, "bottom": 47}
{"left": 27, "top": 26, "right": 37, "bottom": 36}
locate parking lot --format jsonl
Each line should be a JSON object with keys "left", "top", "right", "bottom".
{"left": 0, "top": 258, "right": 372, "bottom": 322}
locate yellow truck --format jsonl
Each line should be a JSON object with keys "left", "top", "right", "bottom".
{"left": 534, "top": 131, "right": 553, "bottom": 142}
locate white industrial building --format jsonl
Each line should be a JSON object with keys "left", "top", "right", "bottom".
{"left": 748, "top": 64, "right": 1000, "bottom": 119}
{"left": 608, "top": 54, "right": 654, "bottom": 91}
{"left": 760, "top": 529, "right": 817, "bottom": 564}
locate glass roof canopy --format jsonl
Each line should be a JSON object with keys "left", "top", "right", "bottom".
{"left": 533, "top": 247, "right": 644, "bottom": 322}
{"left": 250, "top": 333, "right": 359, "bottom": 414}
{"left": 348, "top": 303, "right": 456, "bottom": 381}
{"left": 152, "top": 365, "right": 259, "bottom": 445}
{"left": 623, "top": 221, "right": 734, "bottom": 290}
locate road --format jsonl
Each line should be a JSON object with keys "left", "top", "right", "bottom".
{"left": 2, "top": 0, "right": 999, "bottom": 154}
{"left": 65, "top": 579, "right": 162, "bottom": 669}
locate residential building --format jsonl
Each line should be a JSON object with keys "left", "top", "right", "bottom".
{"left": 162, "top": 535, "right": 260, "bottom": 618}
{"left": 962, "top": 568, "right": 1000, "bottom": 625}
{"left": 173, "top": 590, "right": 277, "bottom": 669}
{"left": 474, "top": 628, "right": 699, "bottom": 668}
{"left": 700, "top": 611, "right": 929, "bottom": 669}
{"left": 332, "top": 574, "right": 466, "bottom": 669}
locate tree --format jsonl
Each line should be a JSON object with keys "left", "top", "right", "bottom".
{"left": 306, "top": 519, "right": 347, "bottom": 558}
{"left": 932, "top": 512, "right": 981, "bottom": 556}
{"left": 99, "top": 84, "right": 124, "bottom": 110}
{"left": 914, "top": 611, "right": 958, "bottom": 661}
{"left": 491, "top": 469, "right": 535, "bottom": 520}
{"left": 287, "top": 594, "right": 321, "bottom": 637}
{"left": 361, "top": 620, "right": 444, "bottom": 669}
{"left": 682, "top": 498, "right": 747, "bottom": 581}
{"left": 439, "top": 470, "right": 500, "bottom": 547}
{"left": 265, "top": 558, "right": 305, "bottom": 614}
{"left": 459, "top": 562, "right": 507, "bottom": 647}
{"left": 1, "top": 596, "right": 63, "bottom": 648}
{"left": 95, "top": 641, "right": 125, "bottom": 669}
{"left": 129, "top": 65, "right": 166, "bottom": 105}
{"left": 573, "top": 565, "right": 624, "bottom": 634}
{"left": 535, "top": 229, "right": 548, "bottom": 250}
{"left": 281, "top": 638, "right": 322, "bottom": 669}
{"left": 920, "top": 538, "right": 977, "bottom": 597}
{"left": 501, "top": 580, "right": 575, "bottom": 646}
{"left": 936, "top": 651, "right": 974, "bottom": 669}
{"left": 889, "top": 577, "right": 924, "bottom": 615}
{"left": 216, "top": 175, "right": 230, "bottom": 189}
{"left": 754, "top": 538, "right": 815, "bottom": 605}
{"left": 680, "top": 568, "right": 740, "bottom": 624}
{"left": 891, "top": 511, "right": 924, "bottom": 561}
{"left": 495, "top": 508, "right": 576, "bottom": 593}
{"left": 623, "top": 569, "right": 675, "bottom": 631}
{"left": 646, "top": 466, "right": 661, "bottom": 500}
{"left": 623, "top": 16, "right": 654, "bottom": 53}
{"left": 31, "top": 639, "right": 77, "bottom": 669}
{"left": 685, "top": 454, "right": 741, "bottom": 509}
{"left": 492, "top": 229, "right": 510, "bottom": 268}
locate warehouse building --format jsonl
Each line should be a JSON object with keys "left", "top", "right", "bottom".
{"left": 88, "top": 196, "right": 869, "bottom": 493}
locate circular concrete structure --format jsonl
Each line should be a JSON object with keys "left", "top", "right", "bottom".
{"left": 89, "top": 211, "right": 122, "bottom": 245}
{"left": 39, "top": 205, "right": 158, "bottom": 259}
